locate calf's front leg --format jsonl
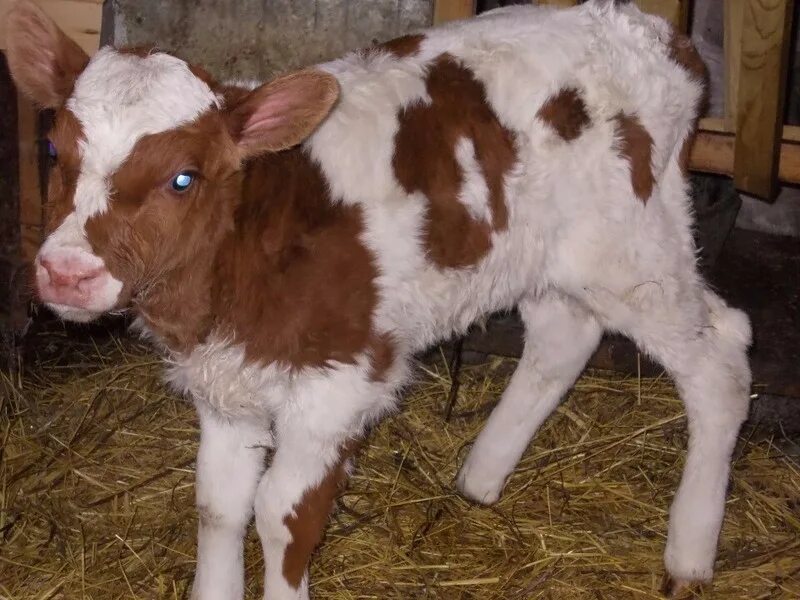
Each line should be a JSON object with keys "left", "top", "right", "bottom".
{"left": 191, "top": 407, "right": 270, "bottom": 600}
{"left": 254, "top": 419, "right": 357, "bottom": 600}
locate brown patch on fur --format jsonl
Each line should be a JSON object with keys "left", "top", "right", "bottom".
{"left": 376, "top": 34, "right": 425, "bottom": 58}
{"left": 213, "top": 149, "right": 378, "bottom": 368}
{"left": 667, "top": 28, "right": 707, "bottom": 177}
{"left": 667, "top": 30, "right": 708, "bottom": 85}
{"left": 282, "top": 441, "right": 360, "bottom": 588}
{"left": 217, "top": 84, "right": 253, "bottom": 112}
{"left": 677, "top": 129, "right": 697, "bottom": 177}
{"left": 44, "top": 108, "right": 84, "bottom": 234}
{"left": 537, "top": 87, "right": 590, "bottom": 141}
{"left": 85, "top": 111, "right": 242, "bottom": 351}
{"left": 367, "top": 332, "right": 396, "bottom": 382}
{"left": 613, "top": 113, "right": 655, "bottom": 204}
{"left": 667, "top": 29, "right": 709, "bottom": 114}
{"left": 393, "top": 54, "right": 516, "bottom": 269}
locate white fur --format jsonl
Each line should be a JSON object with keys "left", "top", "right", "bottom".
{"left": 68, "top": 47, "right": 220, "bottom": 222}
{"left": 191, "top": 407, "right": 270, "bottom": 600}
{"left": 47, "top": 2, "right": 751, "bottom": 598}
{"left": 454, "top": 136, "right": 493, "bottom": 224}
{"left": 457, "top": 293, "right": 603, "bottom": 504}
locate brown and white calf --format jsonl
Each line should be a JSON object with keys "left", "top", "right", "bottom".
{"left": 6, "top": 0, "right": 752, "bottom": 597}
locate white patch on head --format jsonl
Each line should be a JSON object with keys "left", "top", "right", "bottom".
{"left": 454, "top": 136, "right": 492, "bottom": 224}
{"left": 66, "top": 47, "right": 221, "bottom": 221}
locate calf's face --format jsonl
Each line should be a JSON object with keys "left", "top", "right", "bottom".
{"left": 6, "top": 1, "right": 339, "bottom": 323}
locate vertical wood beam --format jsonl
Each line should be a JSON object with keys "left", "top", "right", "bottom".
{"left": 16, "top": 91, "right": 42, "bottom": 268}
{"left": 733, "top": 0, "right": 793, "bottom": 200}
{"left": 725, "top": 0, "right": 746, "bottom": 132}
{"left": 433, "top": 0, "right": 476, "bottom": 24}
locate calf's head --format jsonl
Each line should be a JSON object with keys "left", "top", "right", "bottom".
{"left": 6, "top": 1, "right": 339, "bottom": 323}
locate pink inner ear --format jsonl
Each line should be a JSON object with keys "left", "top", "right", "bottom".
{"left": 240, "top": 90, "right": 296, "bottom": 141}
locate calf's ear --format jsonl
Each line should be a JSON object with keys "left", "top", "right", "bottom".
{"left": 5, "top": 0, "right": 90, "bottom": 108}
{"left": 226, "top": 69, "right": 339, "bottom": 158}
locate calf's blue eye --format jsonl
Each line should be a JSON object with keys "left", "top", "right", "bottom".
{"left": 47, "top": 140, "right": 57, "bottom": 160}
{"left": 171, "top": 171, "right": 195, "bottom": 192}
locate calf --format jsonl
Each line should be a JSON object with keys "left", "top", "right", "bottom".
{"left": 6, "top": 1, "right": 752, "bottom": 598}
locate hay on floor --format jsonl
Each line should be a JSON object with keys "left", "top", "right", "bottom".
{"left": 1, "top": 332, "right": 798, "bottom": 599}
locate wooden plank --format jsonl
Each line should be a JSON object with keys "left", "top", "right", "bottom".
{"left": 16, "top": 91, "right": 42, "bottom": 266}
{"left": 733, "top": 0, "right": 793, "bottom": 200}
{"left": 691, "top": 131, "right": 800, "bottom": 186}
{"left": 433, "top": 0, "right": 476, "bottom": 24}
{"left": 537, "top": 0, "right": 579, "bottom": 7}
{"left": 0, "top": 0, "right": 103, "bottom": 54}
{"left": 779, "top": 124, "right": 800, "bottom": 143}
{"left": 634, "top": 0, "right": 689, "bottom": 29}
{"left": 700, "top": 116, "right": 800, "bottom": 144}
{"left": 699, "top": 117, "right": 730, "bottom": 134}
{"left": 724, "top": 0, "right": 745, "bottom": 131}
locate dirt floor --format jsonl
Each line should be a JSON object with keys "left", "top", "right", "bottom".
{"left": 1, "top": 325, "right": 799, "bottom": 599}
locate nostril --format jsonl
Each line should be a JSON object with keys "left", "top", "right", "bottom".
{"left": 40, "top": 258, "right": 54, "bottom": 275}
{"left": 36, "top": 258, "right": 51, "bottom": 283}
{"left": 39, "top": 258, "right": 105, "bottom": 289}
{"left": 40, "top": 258, "right": 72, "bottom": 287}
{"left": 81, "top": 265, "right": 106, "bottom": 281}
{"left": 76, "top": 268, "right": 106, "bottom": 292}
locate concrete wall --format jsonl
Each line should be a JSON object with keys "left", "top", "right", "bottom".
{"left": 110, "top": 0, "right": 433, "bottom": 82}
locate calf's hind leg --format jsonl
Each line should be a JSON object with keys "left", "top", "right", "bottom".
{"left": 595, "top": 286, "right": 752, "bottom": 594}
{"left": 457, "top": 292, "right": 602, "bottom": 504}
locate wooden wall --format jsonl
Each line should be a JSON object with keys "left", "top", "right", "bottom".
{"left": 0, "top": 0, "right": 103, "bottom": 366}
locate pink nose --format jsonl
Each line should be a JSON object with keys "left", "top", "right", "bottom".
{"left": 40, "top": 258, "right": 105, "bottom": 289}
{"left": 36, "top": 254, "right": 109, "bottom": 309}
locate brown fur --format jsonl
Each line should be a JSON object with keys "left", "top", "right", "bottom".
{"left": 44, "top": 109, "right": 83, "bottom": 234}
{"left": 537, "top": 87, "right": 591, "bottom": 142}
{"left": 667, "top": 29, "right": 709, "bottom": 113}
{"left": 213, "top": 149, "right": 378, "bottom": 369}
{"left": 667, "top": 29, "right": 708, "bottom": 177}
{"left": 613, "top": 113, "right": 655, "bottom": 204}
{"left": 367, "top": 332, "right": 396, "bottom": 382}
{"left": 376, "top": 34, "right": 425, "bottom": 58}
{"left": 85, "top": 112, "right": 242, "bottom": 351}
{"left": 677, "top": 131, "right": 695, "bottom": 177}
{"left": 392, "top": 54, "right": 516, "bottom": 269}
{"left": 282, "top": 442, "right": 359, "bottom": 588}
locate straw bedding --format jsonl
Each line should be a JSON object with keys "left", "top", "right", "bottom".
{"left": 1, "top": 329, "right": 798, "bottom": 599}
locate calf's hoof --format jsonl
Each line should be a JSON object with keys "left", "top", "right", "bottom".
{"left": 454, "top": 462, "right": 504, "bottom": 506}
{"left": 660, "top": 573, "right": 704, "bottom": 599}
